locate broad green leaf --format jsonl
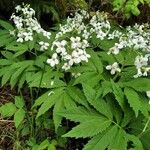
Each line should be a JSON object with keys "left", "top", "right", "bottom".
{"left": 14, "top": 108, "right": 25, "bottom": 128}
{"left": 0, "top": 102, "right": 17, "bottom": 117}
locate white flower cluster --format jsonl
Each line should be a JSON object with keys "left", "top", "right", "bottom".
{"left": 47, "top": 10, "right": 111, "bottom": 71}
{"left": 90, "top": 12, "right": 111, "bottom": 40}
{"left": 134, "top": 55, "right": 150, "bottom": 78}
{"left": 10, "top": 4, "right": 51, "bottom": 43}
{"left": 106, "top": 62, "right": 121, "bottom": 75}
{"left": 47, "top": 37, "right": 90, "bottom": 70}
{"left": 108, "top": 24, "right": 150, "bottom": 55}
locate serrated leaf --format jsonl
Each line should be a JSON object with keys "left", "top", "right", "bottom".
{"left": 14, "top": 108, "right": 25, "bottom": 128}
{"left": 83, "top": 125, "right": 118, "bottom": 150}
{"left": 10, "top": 65, "right": 28, "bottom": 88}
{"left": 111, "top": 80, "right": 125, "bottom": 110}
{"left": 36, "top": 88, "right": 64, "bottom": 118}
{"left": 63, "top": 118, "right": 111, "bottom": 138}
{"left": 53, "top": 94, "right": 65, "bottom": 131}
{"left": 82, "top": 83, "right": 113, "bottom": 119}
{"left": 67, "top": 86, "right": 89, "bottom": 108}
{"left": 109, "top": 129, "right": 127, "bottom": 150}
{"left": 123, "top": 78, "right": 150, "bottom": 92}
{"left": 124, "top": 87, "right": 140, "bottom": 117}
{"left": 59, "top": 107, "right": 106, "bottom": 123}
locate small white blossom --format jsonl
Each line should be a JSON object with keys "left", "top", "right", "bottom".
{"left": 134, "top": 55, "right": 148, "bottom": 69}
{"left": 106, "top": 62, "right": 121, "bottom": 75}
{"left": 39, "top": 41, "right": 49, "bottom": 51}
{"left": 71, "top": 37, "right": 82, "bottom": 49}
{"left": 47, "top": 53, "right": 59, "bottom": 67}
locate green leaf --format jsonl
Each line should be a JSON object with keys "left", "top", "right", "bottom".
{"left": 1, "top": 67, "right": 15, "bottom": 86}
{"left": 111, "top": 80, "right": 125, "bottom": 110}
{"left": 83, "top": 125, "right": 118, "bottom": 150}
{"left": 36, "top": 88, "right": 64, "bottom": 118}
{"left": 109, "top": 129, "right": 127, "bottom": 150}
{"left": 59, "top": 107, "right": 106, "bottom": 123}
{"left": 0, "top": 102, "right": 17, "bottom": 117}
{"left": 0, "top": 19, "right": 14, "bottom": 30}
{"left": 82, "top": 83, "right": 113, "bottom": 119}
{"left": 87, "top": 50, "right": 103, "bottom": 74}
{"left": 67, "top": 86, "right": 89, "bottom": 108}
{"left": 53, "top": 94, "right": 64, "bottom": 131}
{"left": 0, "top": 59, "right": 13, "bottom": 66}
{"left": 123, "top": 78, "right": 150, "bottom": 92}
{"left": 124, "top": 87, "right": 140, "bottom": 117}
{"left": 63, "top": 118, "right": 111, "bottom": 138}
{"left": 15, "top": 96, "right": 25, "bottom": 109}
{"left": 38, "top": 139, "right": 49, "bottom": 150}
{"left": 14, "top": 108, "right": 25, "bottom": 128}
{"left": 127, "top": 134, "right": 143, "bottom": 150}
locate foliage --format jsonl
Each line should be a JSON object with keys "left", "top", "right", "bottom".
{"left": 0, "top": 4, "right": 150, "bottom": 150}
{"left": 112, "top": 0, "right": 150, "bottom": 18}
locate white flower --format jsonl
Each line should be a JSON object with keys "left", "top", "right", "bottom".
{"left": 39, "top": 41, "right": 49, "bottom": 51}
{"left": 62, "top": 63, "right": 70, "bottom": 71}
{"left": 47, "top": 53, "right": 59, "bottom": 67}
{"left": 70, "top": 37, "right": 82, "bottom": 49}
{"left": 72, "top": 72, "right": 81, "bottom": 78}
{"left": 134, "top": 55, "right": 148, "bottom": 69}
{"left": 55, "top": 40, "right": 67, "bottom": 54}
{"left": 108, "top": 46, "right": 120, "bottom": 55}
{"left": 23, "top": 32, "right": 33, "bottom": 41}
{"left": 146, "top": 91, "right": 150, "bottom": 98}
{"left": 106, "top": 62, "right": 121, "bottom": 75}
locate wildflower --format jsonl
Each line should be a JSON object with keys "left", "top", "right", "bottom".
{"left": 47, "top": 53, "right": 59, "bottom": 67}
{"left": 134, "top": 55, "right": 148, "bottom": 69}
{"left": 106, "top": 62, "right": 121, "bottom": 75}
{"left": 71, "top": 37, "right": 82, "bottom": 49}
{"left": 39, "top": 41, "right": 49, "bottom": 51}
{"left": 55, "top": 40, "right": 67, "bottom": 54}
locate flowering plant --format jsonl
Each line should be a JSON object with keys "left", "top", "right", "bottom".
{"left": 0, "top": 4, "right": 150, "bottom": 150}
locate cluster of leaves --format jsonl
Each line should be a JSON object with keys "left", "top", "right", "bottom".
{"left": 0, "top": 5, "right": 150, "bottom": 150}
{"left": 112, "top": 0, "right": 150, "bottom": 18}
